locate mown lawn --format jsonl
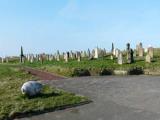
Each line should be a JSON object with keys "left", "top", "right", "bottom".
{"left": 0, "top": 64, "right": 88, "bottom": 120}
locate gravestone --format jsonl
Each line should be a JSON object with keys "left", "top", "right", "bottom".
{"left": 133, "top": 50, "right": 137, "bottom": 57}
{"left": 110, "top": 54, "right": 113, "bottom": 60}
{"left": 40, "top": 54, "right": 44, "bottom": 64}
{"left": 87, "top": 49, "right": 91, "bottom": 58}
{"left": 126, "top": 43, "right": 134, "bottom": 64}
{"left": 148, "top": 47, "right": 153, "bottom": 58}
{"left": 118, "top": 52, "right": 123, "bottom": 65}
{"left": 115, "top": 49, "right": 120, "bottom": 58}
{"left": 56, "top": 50, "right": 60, "bottom": 61}
{"left": 103, "top": 48, "right": 107, "bottom": 56}
{"left": 77, "top": 52, "right": 81, "bottom": 62}
{"left": 94, "top": 47, "right": 99, "bottom": 59}
{"left": 146, "top": 54, "right": 151, "bottom": 63}
{"left": 30, "top": 55, "right": 34, "bottom": 63}
{"left": 139, "top": 48, "right": 144, "bottom": 57}
{"left": 64, "top": 52, "right": 69, "bottom": 62}
{"left": 111, "top": 43, "right": 114, "bottom": 54}
{"left": 21, "top": 81, "right": 43, "bottom": 96}
{"left": 136, "top": 42, "right": 144, "bottom": 57}
{"left": 70, "top": 51, "right": 74, "bottom": 59}
{"left": 1, "top": 57, "right": 4, "bottom": 63}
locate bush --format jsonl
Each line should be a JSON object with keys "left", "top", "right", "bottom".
{"left": 128, "top": 67, "right": 144, "bottom": 75}
{"left": 99, "top": 68, "right": 113, "bottom": 76}
{"left": 72, "top": 68, "right": 90, "bottom": 77}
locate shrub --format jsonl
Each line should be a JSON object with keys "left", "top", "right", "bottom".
{"left": 128, "top": 67, "right": 144, "bottom": 75}
{"left": 72, "top": 68, "right": 90, "bottom": 77}
{"left": 99, "top": 68, "right": 113, "bottom": 76}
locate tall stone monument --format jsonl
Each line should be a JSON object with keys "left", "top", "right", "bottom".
{"left": 20, "top": 46, "right": 25, "bottom": 63}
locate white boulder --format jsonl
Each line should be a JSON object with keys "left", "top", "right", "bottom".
{"left": 21, "top": 81, "right": 43, "bottom": 96}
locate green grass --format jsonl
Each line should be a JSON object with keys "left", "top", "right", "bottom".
{"left": 0, "top": 64, "right": 88, "bottom": 120}
{"left": 22, "top": 55, "right": 160, "bottom": 76}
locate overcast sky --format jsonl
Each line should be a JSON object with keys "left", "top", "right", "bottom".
{"left": 0, "top": 0, "right": 160, "bottom": 56}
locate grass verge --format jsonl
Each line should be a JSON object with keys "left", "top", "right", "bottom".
{"left": 0, "top": 64, "right": 89, "bottom": 120}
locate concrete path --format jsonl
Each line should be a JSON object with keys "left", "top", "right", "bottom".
{"left": 17, "top": 75, "right": 160, "bottom": 120}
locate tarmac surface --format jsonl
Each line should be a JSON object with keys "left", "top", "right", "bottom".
{"left": 17, "top": 75, "right": 160, "bottom": 120}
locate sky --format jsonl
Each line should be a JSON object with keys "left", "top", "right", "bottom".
{"left": 0, "top": 0, "right": 160, "bottom": 56}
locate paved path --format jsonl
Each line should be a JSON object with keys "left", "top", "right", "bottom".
{"left": 17, "top": 75, "right": 160, "bottom": 120}
{"left": 23, "top": 67, "right": 65, "bottom": 80}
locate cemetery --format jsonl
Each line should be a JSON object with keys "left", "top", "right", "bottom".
{"left": 14, "top": 43, "right": 160, "bottom": 77}
{"left": 1, "top": 42, "right": 160, "bottom": 119}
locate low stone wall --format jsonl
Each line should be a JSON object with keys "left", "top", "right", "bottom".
{"left": 113, "top": 70, "right": 128, "bottom": 75}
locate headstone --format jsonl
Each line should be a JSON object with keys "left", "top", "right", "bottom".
{"left": 133, "top": 50, "right": 137, "bottom": 57}
{"left": 118, "top": 52, "right": 123, "bottom": 65}
{"left": 94, "top": 47, "right": 99, "bottom": 59}
{"left": 115, "top": 49, "right": 120, "bottom": 58}
{"left": 148, "top": 47, "right": 154, "bottom": 58}
{"left": 40, "top": 54, "right": 44, "bottom": 64}
{"left": 77, "top": 52, "right": 81, "bottom": 62}
{"left": 136, "top": 42, "right": 144, "bottom": 57}
{"left": 6, "top": 57, "right": 9, "bottom": 63}
{"left": 56, "top": 50, "right": 60, "bottom": 61}
{"left": 1, "top": 57, "right": 4, "bottom": 63}
{"left": 30, "top": 55, "right": 34, "bottom": 63}
{"left": 146, "top": 54, "right": 151, "bottom": 63}
{"left": 21, "top": 81, "right": 43, "bottom": 96}
{"left": 126, "top": 43, "right": 134, "bottom": 64}
{"left": 87, "top": 49, "right": 91, "bottom": 58}
{"left": 64, "top": 52, "right": 69, "bottom": 62}
{"left": 139, "top": 48, "right": 144, "bottom": 57}
{"left": 111, "top": 43, "right": 114, "bottom": 54}
{"left": 103, "top": 48, "right": 107, "bottom": 56}
{"left": 110, "top": 55, "right": 113, "bottom": 60}
{"left": 92, "top": 49, "right": 95, "bottom": 58}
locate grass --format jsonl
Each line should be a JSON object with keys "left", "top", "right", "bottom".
{"left": 21, "top": 54, "right": 160, "bottom": 76}
{"left": 0, "top": 64, "right": 88, "bottom": 120}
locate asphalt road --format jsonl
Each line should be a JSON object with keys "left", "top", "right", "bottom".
{"left": 17, "top": 75, "right": 160, "bottom": 120}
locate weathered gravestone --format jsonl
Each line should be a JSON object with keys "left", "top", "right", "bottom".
{"left": 146, "top": 54, "right": 151, "bottom": 63}
{"left": 21, "top": 81, "right": 43, "bottom": 96}
{"left": 64, "top": 52, "right": 69, "bottom": 62}
{"left": 1, "top": 57, "right": 4, "bottom": 63}
{"left": 115, "top": 49, "right": 120, "bottom": 58}
{"left": 148, "top": 47, "right": 154, "bottom": 58}
{"left": 110, "top": 54, "right": 114, "bottom": 60}
{"left": 77, "top": 52, "right": 81, "bottom": 62}
{"left": 136, "top": 42, "right": 144, "bottom": 57}
{"left": 94, "top": 47, "right": 99, "bottom": 59}
{"left": 139, "top": 48, "right": 144, "bottom": 57}
{"left": 118, "top": 52, "right": 123, "bottom": 65}
{"left": 56, "top": 50, "right": 60, "bottom": 61}
{"left": 87, "top": 49, "right": 91, "bottom": 58}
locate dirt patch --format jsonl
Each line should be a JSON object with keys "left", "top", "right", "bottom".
{"left": 23, "top": 67, "right": 65, "bottom": 80}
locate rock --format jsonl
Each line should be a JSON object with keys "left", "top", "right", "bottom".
{"left": 21, "top": 81, "right": 43, "bottom": 96}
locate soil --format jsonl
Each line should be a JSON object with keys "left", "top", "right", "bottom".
{"left": 23, "top": 67, "right": 65, "bottom": 80}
